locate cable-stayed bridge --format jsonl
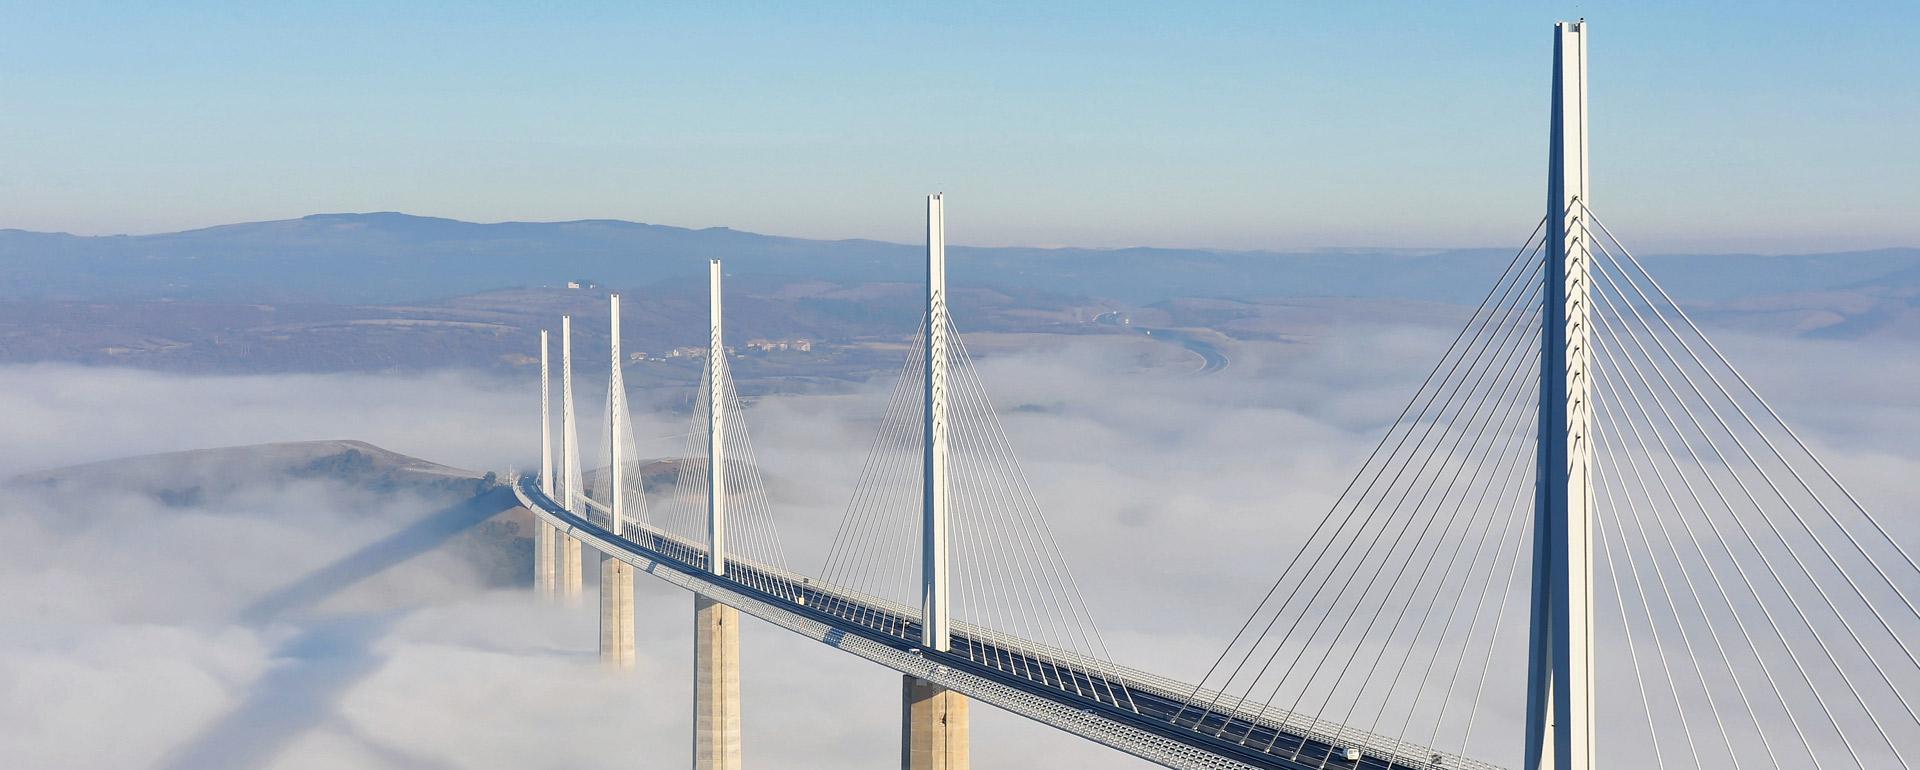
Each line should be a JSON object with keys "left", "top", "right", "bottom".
{"left": 510, "top": 21, "right": 1918, "bottom": 770}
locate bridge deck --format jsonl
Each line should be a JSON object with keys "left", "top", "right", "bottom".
{"left": 516, "top": 476, "right": 1500, "bottom": 770}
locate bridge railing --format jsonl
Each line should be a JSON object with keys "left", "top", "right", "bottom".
{"left": 566, "top": 480, "right": 1501, "bottom": 770}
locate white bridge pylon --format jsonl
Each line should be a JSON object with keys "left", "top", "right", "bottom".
{"left": 519, "top": 20, "right": 1920, "bottom": 770}
{"left": 1178, "top": 18, "right": 1920, "bottom": 770}
{"left": 1526, "top": 17, "right": 1594, "bottom": 770}
{"left": 922, "top": 192, "right": 952, "bottom": 653}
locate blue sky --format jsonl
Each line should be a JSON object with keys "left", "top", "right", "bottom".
{"left": 1, "top": 1, "right": 1913, "bottom": 251}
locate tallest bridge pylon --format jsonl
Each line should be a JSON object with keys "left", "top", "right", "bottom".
{"left": 1526, "top": 18, "right": 1595, "bottom": 770}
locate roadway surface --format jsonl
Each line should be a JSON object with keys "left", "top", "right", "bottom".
{"left": 520, "top": 476, "right": 1489, "bottom": 770}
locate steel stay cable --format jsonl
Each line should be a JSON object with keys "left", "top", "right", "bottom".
{"left": 1197, "top": 254, "right": 1549, "bottom": 734}
{"left": 820, "top": 323, "right": 924, "bottom": 594}
{"left": 1176, "top": 217, "right": 1549, "bottom": 728}
{"left": 948, "top": 325, "right": 1127, "bottom": 702}
{"left": 1588, "top": 228, "right": 1920, "bottom": 674}
{"left": 950, "top": 333, "right": 1117, "bottom": 697}
{"left": 944, "top": 336, "right": 1057, "bottom": 676}
{"left": 947, "top": 333, "right": 1110, "bottom": 668}
{"left": 948, "top": 346, "right": 1092, "bottom": 690}
{"left": 1588, "top": 206, "right": 1920, "bottom": 602}
{"left": 679, "top": 391, "right": 706, "bottom": 548}
{"left": 1590, "top": 360, "right": 1770, "bottom": 769}
{"left": 879, "top": 332, "right": 933, "bottom": 616}
{"left": 1428, "top": 441, "right": 1536, "bottom": 753}
{"left": 840, "top": 379, "right": 914, "bottom": 616}
{"left": 1588, "top": 250, "right": 1920, "bottom": 740}
{"left": 948, "top": 415, "right": 1012, "bottom": 674}
{"left": 948, "top": 383, "right": 1038, "bottom": 676}
{"left": 715, "top": 390, "right": 761, "bottom": 588}
{"left": 723, "top": 377, "right": 801, "bottom": 600}
{"left": 671, "top": 371, "right": 711, "bottom": 550}
{"left": 1591, "top": 303, "right": 1883, "bottom": 769}
{"left": 827, "top": 353, "right": 919, "bottom": 616}
{"left": 689, "top": 372, "right": 714, "bottom": 566}
{"left": 819, "top": 353, "right": 896, "bottom": 591}
{"left": 662, "top": 411, "right": 690, "bottom": 543}
{"left": 1381, "top": 365, "right": 1539, "bottom": 747}
{"left": 1241, "top": 281, "right": 1548, "bottom": 749}
{"left": 1591, "top": 463, "right": 1673, "bottom": 770}
{"left": 1456, "top": 488, "right": 1539, "bottom": 756}
{"left": 1243, "top": 296, "right": 1550, "bottom": 749}
{"left": 946, "top": 368, "right": 1050, "bottom": 676}
{"left": 1591, "top": 299, "right": 1838, "bottom": 766}
{"left": 613, "top": 390, "right": 651, "bottom": 535}
{"left": 946, "top": 337, "right": 1035, "bottom": 674}
{"left": 1589, "top": 381, "right": 1712, "bottom": 770}
{"left": 1205, "top": 240, "right": 1551, "bottom": 702}
{"left": 723, "top": 385, "right": 760, "bottom": 587}
{"left": 723, "top": 382, "right": 784, "bottom": 575}
{"left": 947, "top": 325, "right": 1120, "bottom": 667}
{"left": 1290, "top": 300, "right": 1550, "bottom": 761}
{"left": 1326, "top": 342, "right": 1546, "bottom": 756}
{"left": 956, "top": 392, "right": 1075, "bottom": 686}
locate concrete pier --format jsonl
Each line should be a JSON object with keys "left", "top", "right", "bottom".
{"left": 694, "top": 595, "right": 742, "bottom": 770}
{"left": 534, "top": 520, "right": 557, "bottom": 597}
{"left": 560, "top": 536, "right": 583, "bottom": 602}
{"left": 902, "top": 676, "right": 969, "bottom": 770}
{"left": 599, "top": 555, "right": 635, "bottom": 667}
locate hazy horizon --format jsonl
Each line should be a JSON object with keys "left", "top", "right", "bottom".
{"left": 5, "top": 4, "right": 1916, "bottom": 252}
{"left": 9, "top": 209, "right": 1920, "bottom": 256}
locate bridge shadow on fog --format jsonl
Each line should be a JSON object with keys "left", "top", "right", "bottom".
{"left": 156, "top": 489, "right": 519, "bottom": 770}
{"left": 238, "top": 488, "right": 519, "bottom": 624}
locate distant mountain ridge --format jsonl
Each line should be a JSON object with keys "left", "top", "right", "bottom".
{"left": 6, "top": 212, "right": 1913, "bottom": 306}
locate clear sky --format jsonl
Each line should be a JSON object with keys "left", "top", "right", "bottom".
{"left": 2, "top": 1, "right": 1913, "bottom": 252}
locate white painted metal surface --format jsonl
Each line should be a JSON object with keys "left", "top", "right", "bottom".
{"left": 922, "top": 193, "right": 952, "bottom": 653}
{"left": 562, "top": 315, "right": 580, "bottom": 516}
{"left": 537, "top": 329, "right": 556, "bottom": 598}
{"left": 540, "top": 329, "right": 554, "bottom": 499}
{"left": 609, "top": 294, "right": 625, "bottom": 537}
{"left": 708, "top": 260, "right": 728, "bottom": 577}
{"left": 559, "top": 314, "right": 583, "bottom": 601}
{"left": 1525, "top": 18, "right": 1595, "bottom": 770}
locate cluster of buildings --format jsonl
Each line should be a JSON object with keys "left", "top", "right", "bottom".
{"left": 743, "top": 338, "right": 811, "bottom": 353}
{"left": 622, "top": 339, "right": 812, "bottom": 363}
{"left": 622, "top": 347, "right": 717, "bottom": 362}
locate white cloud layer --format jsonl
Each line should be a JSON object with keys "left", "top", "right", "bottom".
{"left": 0, "top": 321, "right": 1914, "bottom": 769}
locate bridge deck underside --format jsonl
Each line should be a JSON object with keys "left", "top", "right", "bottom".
{"left": 518, "top": 477, "right": 1497, "bottom": 770}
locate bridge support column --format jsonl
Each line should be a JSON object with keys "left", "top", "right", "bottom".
{"left": 902, "top": 676, "right": 968, "bottom": 770}
{"left": 599, "top": 555, "right": 635, "bottom": 668}
{"left": 535, "top": 521, "right": 556, "bottom": 596}
{"left": 560, "top": 534, "right": 583, "bottom": 602}
{"left": 694, "top": 595, "right": 742, "bottom": 770}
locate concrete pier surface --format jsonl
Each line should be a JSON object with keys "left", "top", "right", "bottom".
{"left": 599, "top": 555, "right": 635, "bottom": 667}
{"left": 902, "top": 675, "right": 969, "bottom": 770}
{"left": 534, "top": 519, "right": 556, "bottom": 597}
{"left": 695, "top": 595, "right": 742, "bottom": 770}
{"left": 560, "top": 534, "right": 583, "bottom": 602}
